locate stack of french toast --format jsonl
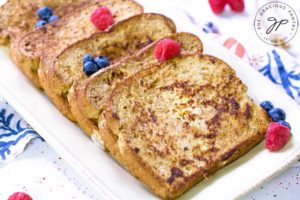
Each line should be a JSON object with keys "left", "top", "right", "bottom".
{"left": 0, "top": 0, "right": 270, "bottom": 199}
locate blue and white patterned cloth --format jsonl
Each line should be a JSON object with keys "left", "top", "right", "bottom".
{"left": 202, "top": 22, "right": 300, "bottom": 104}
{"left": 257, "top": 48, "right": 300, "bottom": 103}
{"left": 0, "top": 97, "right": 41, "bottom": 165}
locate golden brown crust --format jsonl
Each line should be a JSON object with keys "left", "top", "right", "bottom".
{"left": 0, "top": 36, "right": 9, "bottom": 46}
{"left": 40, "top": 13, "right": 176, "bottom": 121}
{"left": 68, "top": 83, "right": 95, "bottom": 132}
{"left": 71, "top": 83, "right": 102, "bottom": 136}
{"left": 10, "top": 37, "right": 42, "bottom": 88}
{"left": 39, "top": 66, "right": 77, "bottom": 120}
{"left": 99, "top": 125, "right": 127, "bottom": 165}
{"left": 105, "top": 54, "right": 270, "bottom": 199}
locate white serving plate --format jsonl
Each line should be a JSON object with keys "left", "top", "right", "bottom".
{"left": 1, "top": 1, "right": 300, "bottom": 199}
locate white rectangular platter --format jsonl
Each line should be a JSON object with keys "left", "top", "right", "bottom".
{"left": 1, "top": 0, "right": 300, "bottom": 199}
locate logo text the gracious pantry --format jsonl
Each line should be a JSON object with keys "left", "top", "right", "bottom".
{"left": 254, "top": 2, "right": 298, "bottom": 46}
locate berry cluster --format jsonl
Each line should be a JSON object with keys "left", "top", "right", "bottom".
{"left": 260, "top": 101, "right": 291, "bottom": 151}
{"left": 90, "top": 7, "right": 114, "bottom": 31}
{"left": 35, "top": 6, "right": 59, "bottom": 28}
{"left": 83, "top": 54, "right": 110, "bottom": 76}
{"left": 154, "top": 38, "right": 181, "bottom": 62}
{"left": 208, "top": 0, "right": 244, "bottom": 14}
{"left": 260, "top": 101, "right": 290, "bottom": 129}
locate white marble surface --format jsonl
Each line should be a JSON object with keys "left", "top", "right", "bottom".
{"left": 0, "top": 140, "right": 100, "bottom": 200}
{"left": 1, "top": 0, "right": 300, "bottom": 199}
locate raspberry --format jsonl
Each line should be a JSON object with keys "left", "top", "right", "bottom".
{"left": 8, "top": 192, "right": 32, "bottom": 200}
{"left": 90, "top": 7, "right": 114, "bottom": 31}
{"left": 154, "top": 39, "right": 181, "bottom": 62}
{"left": 208, "top": 0, "right": 226, "bottom": 14}
{"left": 227, "top": 0, "right": 244, "bottom": 12}
{"left": 265, "top": 122, "right": 290, "bottom": 151}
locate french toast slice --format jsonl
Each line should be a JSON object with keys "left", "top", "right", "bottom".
{"left": 105, "top": 54, "right": 270, "bottom": 199}
{"left": 39, "top": 13, "right": 176, "bottom": 121}
{"left": 13, "top": 0, "right": 143, "bottom": 88}
{"left": 71, "top": 32, "right": 203, "bottom": 142}
{"left": 0, "top": 0, "right": 85, "bottom": 45}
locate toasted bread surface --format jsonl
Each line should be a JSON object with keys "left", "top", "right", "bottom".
{"left": 105, "top": 54, "right": 270, "bottom": 199}
{"left": 0, "top": 0, "right": 84, "bottom": 45}
{"left": 39, "top": 13, "right": 176, "bottom": 121}
{"left": 13, "top": 0, "right": 143, "bottom": 88}
{"left": 72, "top": 32, "right": 203, "bottom": 138}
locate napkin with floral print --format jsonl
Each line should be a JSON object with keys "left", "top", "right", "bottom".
{"left": 202, "top": 22, "right": 300, "bottom": 104}
{"left": 0, "top": 96, "right": 41, "bottom": 165}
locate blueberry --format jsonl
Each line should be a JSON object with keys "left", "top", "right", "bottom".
{"left": 268, "top": 108, "right": 286, "bottom": 122}
{"left": 35, "top": 20, "right": 47, "bottom": 28}
{"left": 203, "top": 22, "right": 218, "bottom": 34}
{"left": 37, "top": 6, "right": 53, "bottom": 20}
{"left": 260, "top": 101, "right": 273, "bottom": 111}
{"left": 83, "top": 61, "right": 98, "bottom": 76}
{"left": 48, "top": 15, "right": 59, "bottom": 23}
{"left": 206, "top": 22, "right": 213, "bottom": 28}
{"left": 94, "top": 56, "right": 110, "bottom": 69}
{"left": 277, "top": 120, "right": 291, "bottom": 130}
{"left": 202, "top": 27, "right": 210, "bottom": 33}
{"left": 83, "top": 54, "right": 93, "bottom": 64}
